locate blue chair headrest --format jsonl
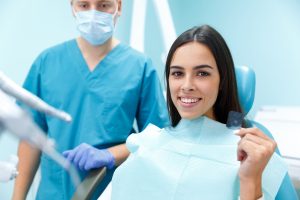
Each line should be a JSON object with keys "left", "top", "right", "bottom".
{"left": 235, "top": 66, "right": 256, "bottom": 115}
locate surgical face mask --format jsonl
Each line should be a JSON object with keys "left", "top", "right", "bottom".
{"left": 74, "top": 7, "right": 118, "bottom": 46}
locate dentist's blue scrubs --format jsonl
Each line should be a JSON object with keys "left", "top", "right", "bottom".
{"left": 22, "top": 39, "right": 169, "bottom": 200}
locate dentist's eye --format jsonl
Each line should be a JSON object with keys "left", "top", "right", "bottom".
{"left": 99, "top": 3, "right": 108, "bottom": 8}
{"left": 98, "top": 2, "right": 113, "bottom": 11}
{"left": 78, "top": 3, "right": 88, "bottom": 9}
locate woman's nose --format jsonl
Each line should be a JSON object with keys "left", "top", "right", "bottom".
{"left": 181, "top": 77, "right": 195, "bottom": 92}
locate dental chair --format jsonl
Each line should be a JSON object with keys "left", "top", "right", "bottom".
{"left": 72, "top": 65, "right": 299, "bottom": 200}
{"left": 236, "top": 65, "right": 298, "bottom": 200}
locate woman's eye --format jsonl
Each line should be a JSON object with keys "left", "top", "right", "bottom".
{"left": 171, "top": 71, "right": 183, "bottom": 77}
{"left": 197, "top": 71, "right": 209, "bottom": 76}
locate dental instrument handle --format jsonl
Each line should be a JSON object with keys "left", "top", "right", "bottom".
{"left": 0, "top": 71, "right": 72, "bottom": 122}
{"left": 0, "top": 161, "right": 19, "bottom": 182}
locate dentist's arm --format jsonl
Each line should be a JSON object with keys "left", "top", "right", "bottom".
{"left": 12, "top": 141, "right": 41, "bottom": 200}
{"left": 107, "top": 143, "right": 130, "bottom": 166}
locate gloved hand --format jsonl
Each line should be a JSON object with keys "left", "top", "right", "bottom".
{"left": 63, "top": 143, "right": 115, "bottom": 171}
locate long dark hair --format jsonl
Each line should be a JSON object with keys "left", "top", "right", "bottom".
{"left": 165, "top": 25, "right": 244, "bottom": 127}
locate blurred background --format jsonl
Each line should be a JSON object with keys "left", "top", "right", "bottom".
{"left": 1, "top": 0, "right": 300, "bottom": 199}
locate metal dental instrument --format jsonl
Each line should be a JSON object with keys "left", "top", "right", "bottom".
{"left": 0, "top": 71, "right": 72, "bottom": 122}
{"left": 0, "top": 71, "right": 83, "bottom": 197}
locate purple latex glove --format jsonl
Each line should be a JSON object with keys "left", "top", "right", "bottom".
{"left": 62, "top": 143, "right": 115, "bottom": 171}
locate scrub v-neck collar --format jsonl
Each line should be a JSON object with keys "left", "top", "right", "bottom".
{"left": 70, "top": 39, "right": 124, "bottom": 81}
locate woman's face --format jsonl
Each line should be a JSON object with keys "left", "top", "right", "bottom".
{"left": 169, "top": 42, "right": 220, "bottom": 120}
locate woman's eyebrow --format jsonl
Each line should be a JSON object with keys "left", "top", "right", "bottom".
{"left": 170, "top": 66, "right": 183, "bottom": 70}
{"left": 170, "top": 65, "right": 213, "bottom": 70}
{"left": 193, "top": 65, "right": 213, "bottom": 70}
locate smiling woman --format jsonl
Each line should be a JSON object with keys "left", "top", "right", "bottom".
{"left": 166, "top": 25, "right": 242, "bottom": 127}
{"left": 111, "top": 25, "right": 287, "bottom": 200}
{"left": 168, "top": 42, "right": 220, "bottom": 121}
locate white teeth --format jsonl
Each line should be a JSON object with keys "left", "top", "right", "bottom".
{"left": 180, "top": 97, "right": 200, "bottom": 103}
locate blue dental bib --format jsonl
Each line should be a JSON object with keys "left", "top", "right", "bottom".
{"left": 112, "top": 116, "right": 287, "bottom": 200}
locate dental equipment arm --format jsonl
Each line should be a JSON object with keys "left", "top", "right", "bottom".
{"left": 0, "top": 70, "right": 72, "bottom": 169}
{"left": 0, "top": 71, "right": 71, "bottom": 122}
{"left": 0, "top": 155, "right": 18, "bottom": 182}
{"left": 0, "top": 89, "right": 69, "bottom": 169}
{"left": 0, "top": 71, "right": 83, "bottom": 199}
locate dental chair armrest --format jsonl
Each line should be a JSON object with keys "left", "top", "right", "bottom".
{"left": 72, "top": 167, "right": 106, "bottom": 200}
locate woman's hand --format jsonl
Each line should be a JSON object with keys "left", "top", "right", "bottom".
{"left": 236, "top": 127, "right": 277, "bottom": 199}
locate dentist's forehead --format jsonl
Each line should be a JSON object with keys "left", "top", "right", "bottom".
{"left": 71, "top": 0, "right": 118, "bottom": 2}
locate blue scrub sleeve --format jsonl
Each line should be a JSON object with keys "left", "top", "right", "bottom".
{"left": 136, "top": 58, "right": 169, "bottom": 131}
{"left": 22, "top": 56, "right": 48, "bottom": 132}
